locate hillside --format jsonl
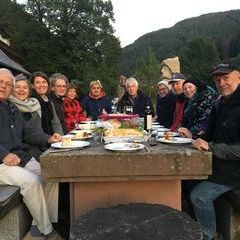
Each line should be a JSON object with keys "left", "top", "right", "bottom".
{"left": 121, "top": 10, "right": 240, "bottom": 76}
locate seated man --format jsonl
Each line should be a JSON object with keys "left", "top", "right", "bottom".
{"left": 190, "top": 60, "right": 240, "bottom": 240}
{"left": 0, "top": 68, "right": 64, "bottom": 240}
{"left": 118, "top": 77, "right": 154, "bottom": 117}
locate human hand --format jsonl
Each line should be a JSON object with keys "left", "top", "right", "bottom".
{"left": 48, "top": 133, "right": 62, "bottom": 143}
{"left": 178, "top": 127, "right": 192, "bottom": 139}
{"left": 2, "top": 153, "right": 21, "bottom": 166}
{"left": 192, "top": 138, "right": 209, "bottom": 151}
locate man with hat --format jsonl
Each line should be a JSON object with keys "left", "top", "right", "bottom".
{"left": 190, "top": 60, "right": 240, "bottom": 240}
{"left": 169, "top": 73, "right": 187, "bottom": 131}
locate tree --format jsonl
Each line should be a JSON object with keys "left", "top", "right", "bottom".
{"left": 134, "top": 49, "right": 161, "bottom": 101}
{"left": 175, "top": 37, "right": 219, "bottom": 84}
{"left": 26, "top": 0, "right": 122, "bottom": 97}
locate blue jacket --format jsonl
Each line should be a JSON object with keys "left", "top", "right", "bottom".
{"left": 156, "top": 91, "right": 176, "bottom": 128}
{"left": 81, "top": 95, "right": 112, "bottom": 120}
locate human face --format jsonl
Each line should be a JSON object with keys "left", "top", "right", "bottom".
{"left": 52, "top": 79, "right": 67, "bottom": 97}
{"left": 32, "top": 76, "right": 49, "bottom": 96}
{"left": 183, "top": 82, "right": 197, "bottom": 99}
{"left": 127, "top": 82, "right": 138, "bottom": 97}
{"left": 214, "top": 71, "right": 240, "bottom": 97}
{"left": 90, "top": 84, "right": 101, "bottom": 97}
{"left": 0, "top": 72, "right": 13, "bottom": 101}
{"left": 66, "top": 88, "right": 77, "bottom": 100}
{"left": 13, "top": 80, "right": 30, "bottom": 101}
{"left": 157, "top": 84, "right": 169, "bottom": 97}
{"left": 170, "top": 80, "right": 184, "bottom": 95}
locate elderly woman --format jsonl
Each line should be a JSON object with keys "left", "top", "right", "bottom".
{"left": 156, "top": 80, "right": 176, "bottom": 128}
{"left": 118, "top": 77, "right": 154, "bottom": 117}
{"left": 8, "top": 75, "right": 45, "bottom": 160}
{"left": 30, "top": 71, "right": 63, "bottom": 135}
{"left": 178, "top": 77, "right": 219, "bottom": 138}
{"left": 81, "top": 80, "right": 112, "bottom": 120}
{"left": 63, "top": 83, "right": 86, "bottom": 132}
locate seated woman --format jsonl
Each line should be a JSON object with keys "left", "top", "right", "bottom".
{"left": 30, "top": 71, "right": 63, "bottom": 135}
{"left": 81, "top": 80, "right": 112, "bottom": 120}
{"left": 63, "top": 83, "right": 86, "bottom": 132}
{"left": 8, "top": 75, "right": 44, "bottom": 160}
{"left": 178, "top": 77, "right": 219, "bottom": 138}
{"left": 156, "top": 80, "right": 176, "bottom": 128}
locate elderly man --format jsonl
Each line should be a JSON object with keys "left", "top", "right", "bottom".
{"left": 169, "top": 73, "right": 187, "bottom": 131}
{"left": 117, "top": 77, "right": 154, "bottom": 117}
{"left": 49, "top": 73, "right": 69, "bottom": 134}
{"left": 190, "top": 60, "right": 240, "bottom": 240}
{"left": 0, "top": 68, "right": 64, "bottom": 240}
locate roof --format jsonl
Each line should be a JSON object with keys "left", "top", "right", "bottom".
{"left": 0, "top": 49, "right": 30, "bottom": 75}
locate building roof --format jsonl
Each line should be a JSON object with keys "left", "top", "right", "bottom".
{"left": 0, "top": 49, "right": 30, "bottom": 75}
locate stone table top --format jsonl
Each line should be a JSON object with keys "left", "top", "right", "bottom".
{"left": 40, "top": 142, "right": 212, "bottom": 182}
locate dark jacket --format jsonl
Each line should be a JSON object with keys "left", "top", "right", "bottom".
{"left": 203, "top": 86, "right": 240, "bottom": 188}
{"left": 49, "top": 92, "right": 68, "bottom": 134}
{"left": 156, "top": 91, "right": 176, "bottom": 128}
{"left": 0, "top": 101, "right": 49, "bottom": 166}
{"left": 81, "top": 95, "right": 112, "bottom": 120}
{"left": 118, "top": 90, "right": 155, "bottom": 117}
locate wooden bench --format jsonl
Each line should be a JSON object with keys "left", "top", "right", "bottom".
{"left": 215, "top": 189, "right": 240, "bottom": 240}
{"left": 0, "top": 185, "right": 32, "bottom": 240}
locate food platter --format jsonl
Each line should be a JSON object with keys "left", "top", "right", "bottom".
{"left": 104, "top": 142, "right": 145, "bottom": 152}
{"left": 157, "top": 131, "right": 180, "bottom": 137}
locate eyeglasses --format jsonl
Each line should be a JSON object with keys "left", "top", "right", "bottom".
{"left": 0, "top": 80, "right": 13, "bottom": 88}
{"left": 55, "top": 85, "right": 67, "bottom": 88}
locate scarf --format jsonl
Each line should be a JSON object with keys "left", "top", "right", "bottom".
{"left": 89, "top": 91, "right": 106, "bottom": 100}
{"left": 8, "top": 95, "right": 41, "bottom": 117}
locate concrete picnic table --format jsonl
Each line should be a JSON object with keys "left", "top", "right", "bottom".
{"left": 40, "top": 141, "right": 212, "bottom": 222}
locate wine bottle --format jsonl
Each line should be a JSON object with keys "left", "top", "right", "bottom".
{"left": 144, "top": 105, "right": 152, "bottom": 131}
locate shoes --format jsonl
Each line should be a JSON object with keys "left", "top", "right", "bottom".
{"left": 45, "top": 232, "right": 65, "bottom": 240}
{"left": 22, "top": 231, "right": 45, "bottom": 240}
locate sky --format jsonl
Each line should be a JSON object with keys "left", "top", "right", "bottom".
{"left": 17, "top": 0, "right": 240, "bottom": 47}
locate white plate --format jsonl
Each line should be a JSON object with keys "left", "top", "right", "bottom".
{"left": 157, "top": 137, "right": 192, "bottom": 144}
{"left": 77, "top": 124, "right": 96, "bottom": 130}
{"left": 152, "top": 123, "right": 164, "bottom": 127}
{"left": 71, "top": 130, "right": 92, "bottom": 134}
{"left": 72, "top": 134, "right": 93, "bottom": 140}
{"left": 51, "top": 141, "right": 90, "bottom": 149}
{"left": 104, "top": 142, "right": 145, "bottom": 152}
{"left": 157, "top": 132, "right": 180, "bottom": 137}
{"left": 103, "top": 135, "right": 148, "bottom": 143}
{"left": 79, "top": 120, "right": 96, "bottom": 124}
{"left": 156, "top": 127, "right": 171, "bottom": 132}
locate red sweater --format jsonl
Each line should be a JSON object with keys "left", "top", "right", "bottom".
{"left": 170, "top": 94, "right": 185, "bottom": 131}
{"left": 63, "top": 97, "right": 86, "bottom": 132}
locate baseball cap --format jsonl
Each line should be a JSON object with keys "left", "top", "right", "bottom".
{"left": 212, "top": 60, "right": 240, "bottom": 76}
{"left": 169, "top": 73, "right": 187, "bottom": 83}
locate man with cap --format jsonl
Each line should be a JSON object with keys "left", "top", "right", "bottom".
{"left": 156, "top": 80, "right": 176, "bottom": 128}
{"left": 190, "top": 60, "right": 240, "bottom": 240}
{"left": 169, "top": 73, "right": 187, "bottom": 131}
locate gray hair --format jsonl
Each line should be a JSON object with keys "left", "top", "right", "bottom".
{"left": 126, "top": 77, "right": 139, "bottom": 87}
{"left": 0, "top": 68, "right": 15, "bottom": 86}
{"left": 49, "top": 73, "right": 69, "bottom": 87}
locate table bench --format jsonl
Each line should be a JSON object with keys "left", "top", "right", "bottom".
{"left": 215, "top": 189, "right": 240, "bottom": 240}
{"left": 0, "top": 185, "right": 32, "bottom": 240}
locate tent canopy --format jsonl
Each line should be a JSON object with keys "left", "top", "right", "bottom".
{"left": 0, "top": 49, "right": 30, "bottom": 75}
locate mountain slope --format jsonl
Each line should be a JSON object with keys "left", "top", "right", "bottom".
{"left": 121, "top": 10, "right": 240, "bottom": 75}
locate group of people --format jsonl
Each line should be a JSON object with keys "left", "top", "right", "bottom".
{"left": 0, "top": 58, "right": 240, "bottom": 240}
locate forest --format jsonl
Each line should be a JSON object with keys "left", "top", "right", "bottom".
{"left": 1, "top": 1, "right": 240, "bottom": 98}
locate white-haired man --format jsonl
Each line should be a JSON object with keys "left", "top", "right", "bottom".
{"left": 117, "top": 77, "right": 154, "bottom": 117}
{"left": 0, "top": 68, "right": 64, "bottom": 240}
